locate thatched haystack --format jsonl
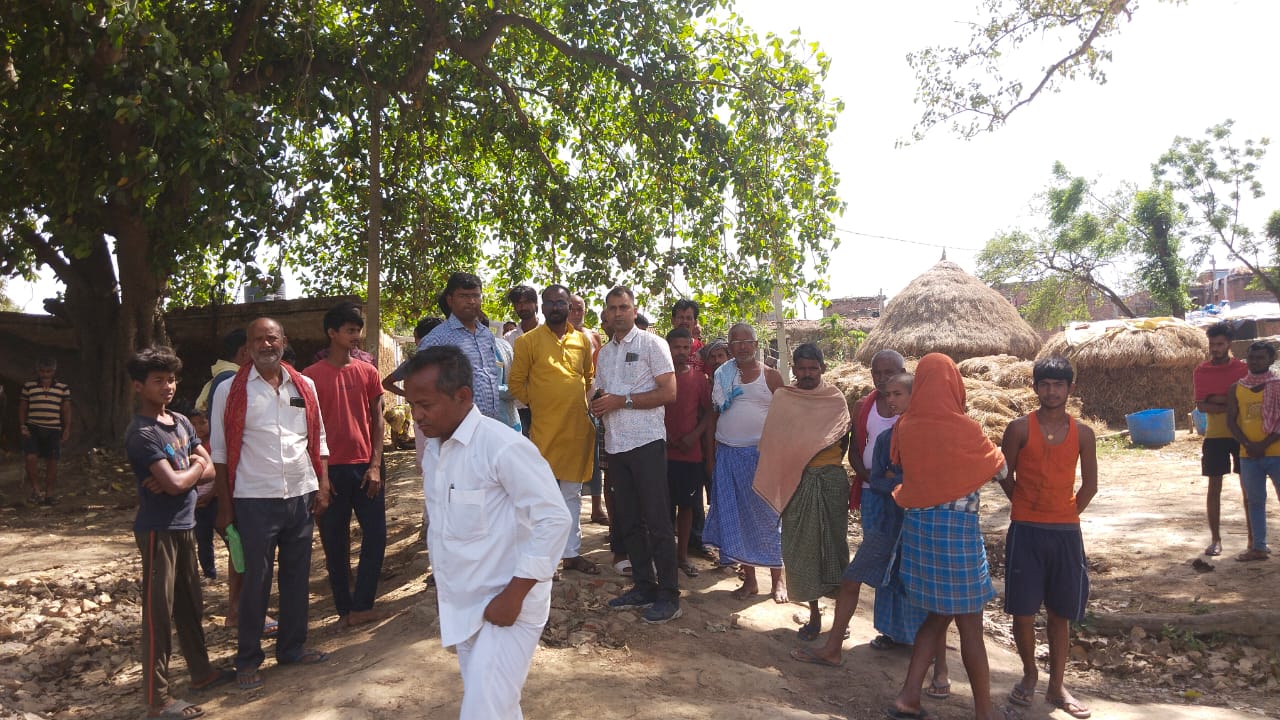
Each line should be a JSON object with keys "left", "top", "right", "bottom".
{"left": 853, "top": 261, "right": 1041, "bottom": 364}
{"left": 1037, "top": 319, "right": 1208, "bottom": 427}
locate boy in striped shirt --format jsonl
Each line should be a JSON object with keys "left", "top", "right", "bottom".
{"left": 19, "top": 358, "right": 71, "bottom": 505}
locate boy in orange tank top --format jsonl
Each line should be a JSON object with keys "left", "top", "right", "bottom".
{"left": 998, "top": 357, "right": 1097, "bottom": 719}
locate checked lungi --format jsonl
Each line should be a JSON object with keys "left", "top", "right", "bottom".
{"left": 704, "top": 444, "right": 783, "bottom": 568}
{"left": 780, "top": 465, "right": 850, "bottom": 602}
{"left": 898, "top": 491, "right": 995, "bottom": 615}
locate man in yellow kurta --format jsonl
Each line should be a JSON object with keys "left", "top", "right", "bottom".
{"left": 510, "top": 284, "right": 600, "bottom": 574}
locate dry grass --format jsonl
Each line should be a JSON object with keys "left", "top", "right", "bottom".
{"left": 854, "top": 261, "right": 1041, "bottom": 364}
{"left": 1038, "top": 321, "right": 1208, "bottom": 426}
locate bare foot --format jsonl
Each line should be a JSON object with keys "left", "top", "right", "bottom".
{"left": 731, "top": 581, "right": 758, "bottom": 600}
{"left": 345, "top": 609, "right": 382, "bottom": 627}
{"left": 772, "top": 583, "right": 788, "bottom": 604}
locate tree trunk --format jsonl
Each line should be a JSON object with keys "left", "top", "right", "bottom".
{"left": 366, "top": 88, "right": 384, "bottom": 362}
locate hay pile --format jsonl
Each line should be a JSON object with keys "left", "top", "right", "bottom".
{"left": 957, "top": 354, "right": 1034, "bottom": 387}
{"left": 854, "top": 261, "right": 1041, "bottom": 364}
{"left": 826, "top": 360, "right": 1057, "bottom": 443}
{"left": 1038, "top": 319, "right": 1207, "bottom": 427}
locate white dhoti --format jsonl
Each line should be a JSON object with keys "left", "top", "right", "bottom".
{"left": 558, "top": 480, "right": 583, "bottom": 559}
{"left": 456, "top": 619, "right": 545, "bottom": 720}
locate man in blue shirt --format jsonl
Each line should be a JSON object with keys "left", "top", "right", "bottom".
{"left": 419, "top": 272, "right": 503, "bottom": 421}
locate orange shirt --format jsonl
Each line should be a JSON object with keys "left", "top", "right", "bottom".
{"left": 1010, "top": 413, "right": 1080, "bottom": 524}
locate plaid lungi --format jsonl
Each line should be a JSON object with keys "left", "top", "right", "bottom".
{"left": 844, "top": 489, "right": 898, "bottom": 584}
{"left": 898, "top": 501, "right": 995, "bottom": 615}
{"left": 704, "top": 444, "right": 782, "bottom": 568}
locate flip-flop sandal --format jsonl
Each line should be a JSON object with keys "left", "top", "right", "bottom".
{"left": 1236, "top": 549, "right": 1269, "bottom": 562}
{"left": 147, "top": 698, "right": 205, "bottom": 719}
{"left": 613, "top": 559, "right": 632, "bottom": 576}
{"left": 924, "top": 682, "right": 951, "bottom": 700}
{"left": 796, "top": 622, "right": 822, "bottom": 642}
{"left": 1204, "top": 541, "right": 1222, "bottom": 556}
{"left": 1046, "top": 696, "right": 1092, "bottom": 719}
{"left": 789, "top": 647, "right": 842, "bottom": 667}
{"left": 279, "top": 648, "right": 328, "bottom": 665}
{"left": 680, "top": 561, "right": 700, "bottom": 578}
{"left": 1008, "top": 684, "right": 1034, "bottom": 707}
{"left": 236, "top": 669, "right": 264, "bottom": 691}
{"left": 190, "top": 668, "right": 235, "bottom": 692}
{"left": 870, "top": 634, "right": 898, "bottom": 650}
{"left": 262, "top": 620, "right": 279, "bottom": 637}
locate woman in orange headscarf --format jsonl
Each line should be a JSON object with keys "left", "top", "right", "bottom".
{"left": 885, "top": 354, "right": 1010, "bottom": 720}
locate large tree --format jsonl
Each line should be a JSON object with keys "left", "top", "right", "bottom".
{"left": 1, "top": 1, "right": 841, "bottom": 444}
{"left": 1154, "top": 120, "right": 1277, "bottom": 304}
{"left": 978, "top": 162, "right": 1191, "bottom": 328}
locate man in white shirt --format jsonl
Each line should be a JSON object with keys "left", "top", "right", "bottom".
{"left": 590, "top": 286, "right": 680, "bottom": 624}
{"left": 406, "top": 345, "right": 571, "bottom": 720}
{"left": 211, "top": 318, "right": 331, "bottom": 691}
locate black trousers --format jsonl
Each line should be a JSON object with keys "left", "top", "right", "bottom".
{"left": 234, "top": 493, "right": 315, "bottom": 670}
{"left": 608, "top": 439, "right": 679, "bottom": 600}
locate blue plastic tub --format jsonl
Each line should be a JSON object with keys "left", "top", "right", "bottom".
{"left": 1126, "top": 408, "right": 1176, "bottom": 446}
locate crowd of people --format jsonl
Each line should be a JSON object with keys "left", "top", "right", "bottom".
{"left": 116, "top": 271, "right": 1128, "bottom": 720}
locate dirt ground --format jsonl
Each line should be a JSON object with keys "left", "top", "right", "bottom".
{"left": 1, "top": 430, "right": 1278, "bottom": 720}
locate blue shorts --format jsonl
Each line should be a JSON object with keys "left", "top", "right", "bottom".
{"left": 1003, "top": 521, "right": 1089, "bottom": 621}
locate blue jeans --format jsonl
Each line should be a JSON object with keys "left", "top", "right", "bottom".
{"left": 1240, "top": 456, "right": 1280, "bottom": 552}
{"left": 318, "top": 463, "right": 387, "bottom": 616}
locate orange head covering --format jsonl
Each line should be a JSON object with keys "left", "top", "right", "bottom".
{"left": 891, "top": 353, "right": 1005, "bottom": 508}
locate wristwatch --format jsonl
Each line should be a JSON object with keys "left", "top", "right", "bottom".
{"left": 624, "top": 393, "right": 634, "bottom": 409}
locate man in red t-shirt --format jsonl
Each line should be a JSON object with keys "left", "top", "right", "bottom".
{"left": 303, "top": 302, "right": 386, "bottom": 627}
{"left": 664, "top": 327, "right": 711, "bottom": 577}
{"left": 1193, "top": 321, "right": 1251, "bottom": 557}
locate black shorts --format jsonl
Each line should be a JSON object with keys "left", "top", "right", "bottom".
{"left": 1202, "top": 437, "right": 1240, "bottom": 477}
{"left": 22, "top": 424, "right": 62, "bottom": 460}
{"left": 667, "top": 460, "right": 705, "bottom": 510}
{"left": 1003, "top": 522, "right": 1089, "bottom": 621}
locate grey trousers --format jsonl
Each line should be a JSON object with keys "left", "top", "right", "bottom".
{"left": 233, "top": 492, "right": 315, "bottom": 670}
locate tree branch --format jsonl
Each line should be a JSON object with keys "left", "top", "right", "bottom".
{"left": 223, "top": 0, "right": 266, "bottom": 76}
{"left": 986, "top": 4, "right": 1119, "bottom": 132}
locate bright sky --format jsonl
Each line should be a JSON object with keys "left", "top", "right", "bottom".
{"left": 729, "top": 0, "right": 1279, "bottom": 315}
{"left": 9, "top": 1, "right": 1277, "bottom": 315}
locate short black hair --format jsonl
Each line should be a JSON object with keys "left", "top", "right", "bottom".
{"left": 220, "top": 329, "right": 247, "bottom": 361}
{"left": 665, "top": 327, "right": 692, "bottom": 342}
{"left": 1249, "top": 340, "right": 1277, "bottom": 362}
{"left": 414, "top": 316, "right": 444, "bottom": 341}
{"left": 170, "top": 399, "right": 200, "bottom": 418}
{"left": 541, "top": 284, "right": 570, "bottom": 301}
{"left": 672, "top": 299, "right": 700, "bottom": 320}
{"left": 446, "top": 272, "right": 483, "bottom": 296}
{"left": 507, "top": 285, "right": 537, "bottom": 304}
{"left": 1033, "top": 356, "right": 1075, "bottom": 385}
{"left": 1206, "top": 322, "right": 1233, "bottom": 341}
{"left": 406, "top": 344, "right": 473, "bottom": 395}
{"left": 323, "top": 301, "right": 364, "bottom": 334}
{"left": 36, "top": 357, "right": 57, "bottom": 370}
{"left": 127, "top": 346, "right": 183, "bottom": 383}
{"left": 605, "top": 286, "right": 635, "bottom": 302}
{"left": 635, "top": 314, "right": 650, "bottom": 330}
{"left": 792, "top": 342, "right": 825, "bottom": 366}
